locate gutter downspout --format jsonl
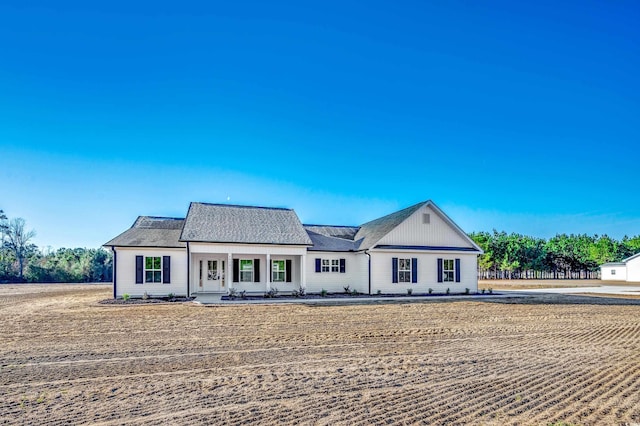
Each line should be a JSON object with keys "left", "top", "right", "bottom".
{"left": 186, "top": 242, "right": 190, "bottom": 298}
{"left": 111, "top": 247, "right": 117, "bottom": 299}
{"left": 365, "top": 250, "right": 371, "bottom": 295}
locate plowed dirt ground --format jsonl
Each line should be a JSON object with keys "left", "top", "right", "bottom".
{"left": 1, "top": 284, "right": 640, "bottom": 425}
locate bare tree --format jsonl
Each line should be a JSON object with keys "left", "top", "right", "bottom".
{"left": 5, "top": 218, "right": 36, "bottom": 280}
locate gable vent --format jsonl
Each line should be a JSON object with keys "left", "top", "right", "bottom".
{"left": 422, "top": 213, "right": 430, "bottom": 224}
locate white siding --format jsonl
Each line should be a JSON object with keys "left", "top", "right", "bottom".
{"left": 114, "top": 247, "right": 188, "bottom": 298}
{"left": 377, "top": 205, "right": 474, "bottom": 248}
{"left": 626, "top": 256, "right": 640, "bottom": 282}
{"left": 305, "top": 253, "right": 368, "bottom": 294}
{"left": 189, "top": 243, "right": 307, "bottom": 256}
{"left": 370, "top": 251, "right": 478, "bottom": 295}
{"left": 600, "top": 265, "right": 627, "bottom": 281}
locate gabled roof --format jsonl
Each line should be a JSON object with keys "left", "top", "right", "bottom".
{"left": 623, "top": 252, "right": 640, "bottom": 263}
{"left": 354, "top": 200, "right": 483, "bottom": 253}
{"left": 180, "top": 202, "right": 313, "bottom": 245}
{"left": 353, "top": 201, "right": 426, "bottom": 250}
{"left": 303, "top": 224, "right": 359, "bottom": 241}
{"left": 104, "top": 216, "right": 186, "bottom": 248}
{"left": 305, "top": 230, "right": 359, "bottom": 252}
{"left": 602, "top": 252, "right": 640, "bottom": 267}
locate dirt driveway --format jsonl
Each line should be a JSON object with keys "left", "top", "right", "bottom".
{"left": 1, "top": 284, "right": 640, "bottom": 425}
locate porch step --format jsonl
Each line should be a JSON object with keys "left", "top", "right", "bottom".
{"left": 194, "top": 293, "right": 224, "bottom": 304}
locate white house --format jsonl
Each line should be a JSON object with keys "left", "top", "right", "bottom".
{"left": 104, "top": 200, "right": 483, "bottom": 298}
{"left": 600, "top": 253, "right": 640, "bottom": 282}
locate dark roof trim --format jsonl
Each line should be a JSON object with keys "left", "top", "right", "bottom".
{"left": 373, "top": 245, "right": 480, "bottom": 252}
{"left": 307, "top": 248, "right": 356, "bottom": 252}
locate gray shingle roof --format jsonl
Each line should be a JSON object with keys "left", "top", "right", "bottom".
{"left": 306, "top": 230, "right": 358, "bottom": 252}
{"left": 104, "top": 217, "right": 186, "bottom": 248}
{"left": 180, "top": 202, "right": 313, "bottom": 245}
{"left": 354, "top": 201, "right": 426, "bottom": 250}
{"left": 303, "top": 225, "right": 360, "bottom": 240}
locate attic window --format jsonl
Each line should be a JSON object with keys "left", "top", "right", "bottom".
{"left": 423, "top": 213, "right": 430, "bottom": 224}
{"left": 612, "top": 269, "right": 616, "bottom": 275}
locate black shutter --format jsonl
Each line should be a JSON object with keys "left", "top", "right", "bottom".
{"left": 411, "top": 258, "right": 418, "bottom": 283}
{"left": 254, "top": 259, "right": 260, "bottom": 282}
{"left": 163, "top": 256, "right": 171, "bottom": 284}
{"left": 233, "top": 259, "right": 239, "bottom": 283}
{"left": 285, "top": 259, "right": 292, "bottom": 282}
{"left": 135, "top": 256, "right": 143, "bottom": 284}
{"left": 339, "top": 258, "right": 346, "bottom": 273}
{"left": 392, "top": 257, "right": 398, "bottom": 283}
{"left": 437, "top": 258, "right": 443, "bottom": 283}
{"left": 315, "top": 258, "right": 321, "bottom": 273}
{"left": 455, "top": 258, "right": 461, "bottom": 282}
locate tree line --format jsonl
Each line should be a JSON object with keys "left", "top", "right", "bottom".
{"left": 3, "top": 207, "right": 639, "bottom": 282}
{"left": 0, "top": 209, "right": 112, "bottom": 283}
{"left": 470, "top": 231, "right": 640, "bottom": 279}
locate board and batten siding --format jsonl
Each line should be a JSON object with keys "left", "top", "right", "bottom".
{"left": 376, "top": 205, "right": 473, "bottom": 248}
{"left": 305, "top": 253, "right": 368, "bottom": 294}
{"left": 114, "top": 247, "right": 188, "bottom": 298}
{"left": 369, "top": 251, "right": 478, "bottom": 294}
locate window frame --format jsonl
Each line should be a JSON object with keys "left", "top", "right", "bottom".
{"left": 272, "top": 259, "right": 286, "bottom": 282}
{"left": 443, "top": 259, "right": 455, "bottom": 282}
{"left": 239, "top": 259, "right": 254, "bottom": 283}
{"left": 145, "top": 256, "right": 162, "bottom": 283}
{"left": 331, "top": 259, "right": 339, "bottom": 272}
{"left": 398, "top": 258, "right": 411, "bottom": 283}
{"left": 321, "top": 259, "right": 330, "bottom": 272}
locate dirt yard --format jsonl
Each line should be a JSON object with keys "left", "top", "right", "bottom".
{"left": 2, "top": 284, "right": 640, "bottom": 425}
{"left": 480, "top": 279, "right": 618, "bottom": 290}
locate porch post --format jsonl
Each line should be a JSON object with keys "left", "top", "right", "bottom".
{"left": 266, "top": 253, "right": 271, "bottom": 292}
{"left": 301, "top": 254, "right": 306, "bottom": 290}
{"left": 227, "top": 252, "right": 233, "bottom": 293}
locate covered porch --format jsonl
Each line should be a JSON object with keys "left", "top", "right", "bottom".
{"left": 188, "top": 243, "right": 308, "bottom": 296}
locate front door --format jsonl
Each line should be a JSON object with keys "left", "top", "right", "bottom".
{"left": 200, "top": 259, "right": 225, "bottom": 292}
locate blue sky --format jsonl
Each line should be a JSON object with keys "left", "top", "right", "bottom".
{"left": 1, "top": 0, "right": 639, "bottom": 249}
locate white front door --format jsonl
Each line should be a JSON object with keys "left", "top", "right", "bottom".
{"left": 198, "top": 259, "right": 226, "bottom": 292}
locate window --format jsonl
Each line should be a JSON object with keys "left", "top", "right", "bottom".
{"left": 240, "top": 260, "right": 253, "bottom": 282}
{"left": 398, "top": 258, "right": 411, "bottom": 283}
{"left": 145, "top": 256, "right": 162, "bottom": 283}
{"left": 443, "top": 259, "right": 454, "bottom": 282}
{"left": 316, "top": 258, "right": 346, "bottom": 273}
{"left": 611, "top": 269, "right": 616, "bottom": 276}
{"left": 272, "top": 260, "right": 285, "bottom": 282}
{"left": 331, "top": 259, "right": 339, "bottom": 272}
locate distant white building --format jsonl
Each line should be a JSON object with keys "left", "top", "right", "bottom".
{"left": 600, "top": 253, "right": 640, "bottom": 282}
